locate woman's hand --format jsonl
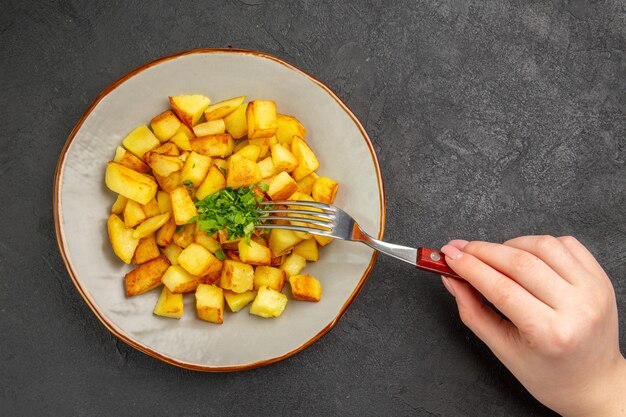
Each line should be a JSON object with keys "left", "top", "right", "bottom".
{"left": 440, "top": 236, "right": 626, "bottom": 417}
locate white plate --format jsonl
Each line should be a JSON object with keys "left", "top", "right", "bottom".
{"left": 54, "top": 49, "right": 385, "bottom": 371}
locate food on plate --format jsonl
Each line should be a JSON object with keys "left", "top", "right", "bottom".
{"left": 104, "top": 94, "right": 340, "bottom": 324}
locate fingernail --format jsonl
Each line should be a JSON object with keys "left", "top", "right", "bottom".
{"left": 441, "top": 276, "right": 456, "bottom": 297}
{"left": 441, "top": 244, "right": 464, "bottom": 260}
{"left": 448, "top": 239, "right": 469, "bottom": 250}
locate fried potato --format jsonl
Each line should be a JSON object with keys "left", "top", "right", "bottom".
{"left": 114, "top": 146, "right": 150, "bottom": 173}
{"left": 124, "top": 255, "right": 170, "bottom": 297}
{"left": 223, "top": 102, "right": 248, "bottom": 139}
{"left": 132, "top": 234, "right": 160, "bottom": 264}
{"left": 161, "top": 243, "right": 183, "bottom": 265}
{"left": 181, "top": 151, "right": 212, "bottom": 187}
{"left": 270, "top": 143, "right": 298, "bottom": 173}
{"left": 145, "top": 152, "right": 183, "bottom": 177}
{"left": 170, "top": 186, "right": 198, "bottom": 225}
{"left": 105, "top": 162, "right": 158, "bottom": 205}
{"left": 155, "top": 217, "right": 177, "bottom": 246}
{"left": 153, "top": 286, "right": 184, "bottom": 319}
{"left": 293, "top": 238, "right": 319, "bottom": 261}
{"left": 173, "top": 223, "right": 195, "bottom": 248}
{"left": 253, "top": 266, "right": 286, "bottom": 292}
{"left": 195, "top": 284, "right": 224, "bottom": 324}
{"left": 268, "top": 228, "right": 303, "bottom": 257}
{"left": 133, "top": 213, "right": 171, "bottom": 239}
{"left": 223, "top": 290, "right": 256, "bottom": 312}
{"left": 289, "top": 274, "right": 322, "bottom": 302}
{"left": 226, "top": 154, "right": 262, "bottom": 189}
{"left": 190, "top": 134, "right": 234, "bottom": 158}
{"left": 169, "top": 94, "right": 211, "bottom": 127}
{"left": 150, "top": 110, "right": 182, "bottom": 142}
{"left": 161, "top": 265, "right": 203, "bottom": 294}
{"left": 280, "top": 253, "right": 307, "bottom": 277}
{"left": 193, "top": 119, "right": 225, "bottom": 137}
{"left": 107, "top": 214, "right": 140, "bottom": 264}
{"left": 247, "top": 100, "right": 278, "bottom": 139}
{"left": 238, "top": 239, "right": 272, "bottom": 266}
{"left": 275, "top": 114, "right": 306, "bottom": 146}
{"left": 122, "top": 125, "right": 161, "bottom": 159}
{"left": 249, "top": 286, "right": 287, "bottom": 318}
{"left": 220, "top": 260, "right": 254, "bottom": 294}
{"left": 123, "top": 199, "right": 146, "bottom": 228}
{"left": 267, "top": 171, "right": 298, "bottom": 201}
{"left": 291, "top": 136, "right": 320, "bottom": 181}
{"left": 196, "top": 165, "right": 226, "bottom": 200}
{"left": 111, "top": 194, "right": 128, "bottom": 214}
{"left": 178, "top": 243, "right": 221, "bottom": 276}
{"left": 205, "top": 96, "right": 245, "bottom": 121}
{"left": 312, "top": 176, "right": 339, "bottom": 204}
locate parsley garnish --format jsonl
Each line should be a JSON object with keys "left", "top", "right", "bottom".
{"left": 176, "top": 225, "right": 185, "bottom": 233}
{"left": 214, "top": 249, "right": 226, "bottom": 261}
{"left": 194, "top": 185, "right": 264, "bottom": 243}
{"left": 258, "top": 182, "right": 269, "bottom": 192}
{"left": 182, "top": 180, "right": 194, "bottom": 194}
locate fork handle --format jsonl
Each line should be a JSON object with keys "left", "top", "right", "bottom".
{"left": 416, "top": 247, "right": 463, "bottom": 280}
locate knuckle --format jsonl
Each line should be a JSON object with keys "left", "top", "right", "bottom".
{"left": 558, "top": 235, "right": 579, "bottom": 246}
{"left": 512, "top": 252, "right": 539, "bottom": 272}
{"left": 491, "top": 278, "right": 516, "bottom": 308}
{"left": 535, "top": 235, "right": 557, "bottom": 252}
{"left": 548, "top": 325, "right": 578, "bottom": 354}
{"left": 463, "top": 241, "right": 484, "bottom": 256}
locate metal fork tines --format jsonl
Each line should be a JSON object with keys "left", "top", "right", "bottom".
{"left": 256, "top": 200, "right": 418, "bottom": 265}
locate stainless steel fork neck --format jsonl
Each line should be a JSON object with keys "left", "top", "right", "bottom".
{"left": 351, "top": 224, "right": 417, "bottom": 265}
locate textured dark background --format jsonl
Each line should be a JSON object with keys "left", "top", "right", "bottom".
{"left": 2, "top": 1, "right": 625, "bottom": 416}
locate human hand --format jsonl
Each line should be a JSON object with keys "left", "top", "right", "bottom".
{"left": 440, "top": 236, "right": 626, "bottom": 417}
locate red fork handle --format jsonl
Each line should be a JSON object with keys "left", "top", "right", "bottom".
{"left": 416, "top": 247, "right": 463, "bottom": 280}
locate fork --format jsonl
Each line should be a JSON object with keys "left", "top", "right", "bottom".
{"left": 257, "top": 200, "right": 461, "bottom": 279}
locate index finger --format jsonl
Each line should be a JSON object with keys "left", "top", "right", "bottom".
{"left": 441, "top": 243, "right": 553, "bottom": 327}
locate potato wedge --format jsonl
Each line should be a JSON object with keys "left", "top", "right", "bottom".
{"left": 173, "top": 223, "right": 195, "bottom": 248}
{"left": 157, "top": 190, "right": 173, "bottom": 214}
{"left": 151, "top": 142, "right": 180, "bottom": 156}
{"left": 153, "top": 170, "right": 182, "bottom": 193}
{"left": 170, "top": 130, "right": 193, "bottom": 152}
{"left": 107, "top": 214, "right": 140, "bottom": 264}
{"left": 124, "top": 255, "right": 170, "bottom": 297}
{"left": 233, "top": 144, "right": 261, "bottom": 162}
{"left": 257, "top": 157, "right": 276, "bottom": 179}
{"left": 205, "top": 96, "right": 245, "bottom": 121}
{"left": 296, "top": 172, "right": 319, "bottom": 196}
{"left": 169, "top": 94, "right": 211, "bottom": 127}
{"left": 105, "top": 162, "right": 158, "bottom": 205}
{"left": 141, "top": 198, "right": 161, "bottom": 218}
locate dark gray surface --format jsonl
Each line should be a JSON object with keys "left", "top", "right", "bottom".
{"left": 1, "top": 1, "right": 624, "bottom": 416}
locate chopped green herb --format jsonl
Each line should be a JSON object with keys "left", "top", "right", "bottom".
{"left": 214, "top": 249, "right": 226, "bottom": 261}
{"left": 219, "top": 166, "right": 227, "bottom": 176}
{"left": 258, "top": 182, "right": 269, "bottom": 192}
{"left": 176, "top": 225, "right": 185, "bottom": 233}
{"left": 194, "top": 185, "right": 264, "bottom": 243}
{"left": 182, "top": 179, "right": 194, "bottom": 194}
